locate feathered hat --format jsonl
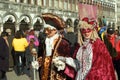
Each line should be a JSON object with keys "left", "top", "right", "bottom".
{"left": 42, "top": 13, "right": 66, "bottom": 30}
{"left": 77, "top": 17, "right": 99, "bottom": 46}
{"left": 80, "top": 17, "right": 98, "bottom": 30}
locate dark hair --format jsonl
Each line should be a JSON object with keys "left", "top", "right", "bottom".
{"left": 14, "top": 30, "right": 23, "bottom": 39}
{"left": 19, "top": 29, "right": 25, "bottom": 37}
{"left": 1, "top": 31, "right": 8, "bottom": 37}
{"left": 107, "top": 27, "right": 114, "bottom": 35}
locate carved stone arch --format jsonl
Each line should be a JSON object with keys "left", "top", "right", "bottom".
{"left": 3, "top": 12, "right": 17, "bottom": 23}
{"left": 3, "top": 15, "right": 16, "bottom": 23}
{"left": 33, "top": 16, "right": 44, "bottom": 31}
{"left": 3, "top": 14, "right": 17, "bottom": 35}
{"left": 33, "top": 16, "right": 43, "bottom": 24}
{"left": 19, "top": 15, "right": 31, "bottom": 23}
{"left": 19, "top": 15, "right": 31, "bottom": 32}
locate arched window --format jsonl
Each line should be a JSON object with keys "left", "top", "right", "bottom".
{"left": 3, "top": 18, "right": 15, "bottom": 35}
{"left": 34, "top": 20, "right": 43, "bottom": 31}
{"left": 20, "top": 19, "right": 29, "bottom": 32}
{"left": 64, "top": 0, "right": 68, "bottom": 10}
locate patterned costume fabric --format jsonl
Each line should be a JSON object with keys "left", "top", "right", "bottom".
{"left": 85, "top": 39, "right": 116, "bottom": 80}
{"left": 65, "top": 39, "right": 116, "bottom": 80}
{"left": 39, "top": 36, "right": 71, "bottom": 80}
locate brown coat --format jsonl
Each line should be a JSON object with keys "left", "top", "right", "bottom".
{"left": 39, "top": 36, "right": 71, "bottom": 80}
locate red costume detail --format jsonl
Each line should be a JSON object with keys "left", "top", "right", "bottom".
{"left": 65, "top": 39, "right": 116, "bottom": 80}
{"left": 108, "top": 35, "right": 120, "bottom": 60}
{"left": 82, "top": 17, "right": 89, "bottom": 23}
{"left": 39, "top": 37, "right": 71, "bottom": 80}
{"left": 86, "top": 39, "right": 116, "bottom": 80}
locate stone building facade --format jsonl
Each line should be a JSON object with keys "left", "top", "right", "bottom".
{"left": 0, "top": 0, "right": 116, "bottom": 34}
{"left": 0, "top": 0, "right": 79, "bottom": 34}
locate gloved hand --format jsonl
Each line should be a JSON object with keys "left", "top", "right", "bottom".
{"left": 52, "top": 58, "right": 66, "bottom": 71}
{"left": 53, "top": 56, "right": 78, "bottom": 70}
{"left": 31, "top": 61, "right": 39, "bottom": 70}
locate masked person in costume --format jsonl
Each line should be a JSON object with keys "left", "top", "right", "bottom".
{"left": 54, "top": 17, "right": 116, "bottom": 80}
{"left": 37, "top": 13, "right": 71, "bottom": 80}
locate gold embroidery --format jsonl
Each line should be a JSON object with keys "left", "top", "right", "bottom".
{"left": 42, "top": 56, "right": 51, "bottom": 80}
{"left": 41, "top": 37, "right": 66, "bottom": 80}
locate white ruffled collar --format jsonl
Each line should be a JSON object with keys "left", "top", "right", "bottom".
{"left": 45, "top": 33, "right": 59, "bottom": 56}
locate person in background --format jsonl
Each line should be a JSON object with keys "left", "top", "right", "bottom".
{"left": 38, "top": 28, "right": 46, "bottom": 58}
{"left": 54, "top": 17, "right": 116, "bottom": 80}
{"left": 0, "top": 32, "right": 9, "bottom": 80}
{"left": 12, "top": 30, "right": 28, "bottom": 75}
{"left": 5, "top": 29, "right": 14, "bottom": 71}
{"left": 98, "top": 26, "right": 107, "bottom": 40}
{"left": 64, "top": 27, "right": 77, "bottom": 55}
{"left": 1, "top": 32, "right": 9, "bottom": 47}
{"left": 26, "top": 29, "right": 39, "bottom": 70}
{"left": 25, "top": 35, "right": 39, "bottom": 78}
{"left": 103, "top": 27, "right": 120, "bottom": 80}
{"left": 26, "top": 30, "right": 39, "bottom": 47}
{"left": 102, "top": 16, "right": 107, "bottom": 27}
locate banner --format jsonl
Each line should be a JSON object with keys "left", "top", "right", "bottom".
{"left": 78, "top": 3, "right": 97, "bottom": 20}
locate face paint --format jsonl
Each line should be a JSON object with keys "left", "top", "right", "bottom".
{"left": 80, "top": 28, "right": 92, "bottom": 34}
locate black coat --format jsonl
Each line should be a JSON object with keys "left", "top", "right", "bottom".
{"left": 64, "top": 32, "right": 77, "bottom": 47}
{"left": 103, "top": 35, "right": 117, "bottom": 58}
{"left": 64, "top": 32, "right": 77, "bottom": 55}
{"left": 0, "top": 37, "right": 9, "bottom": 71}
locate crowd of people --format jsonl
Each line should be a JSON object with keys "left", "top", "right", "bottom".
{"left": 0, "top": 13, "right": 120, "bottom": 80}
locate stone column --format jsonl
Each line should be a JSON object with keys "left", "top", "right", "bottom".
{"left": 16, "top": 0, "right": 20, "bottom": 3}
{"left": 31, "top": 0, "right": 34, "bottom": 5}
{"left": 44, "top": 0, "right": 46, "bottom": 7}
{"left": 15, "top": 22, "right": 19, "bottom": 31}
{"left": 24, "top": 0, "right": 27, "bottom": 3}
{"left": 29, "top": 22, "right": 33, "bottom": 30}
{"left": 0, "top": 23, "right": 3, "bottom": 32}
{"left": 37, "top": 0, "right": 41, "bottom": 6}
